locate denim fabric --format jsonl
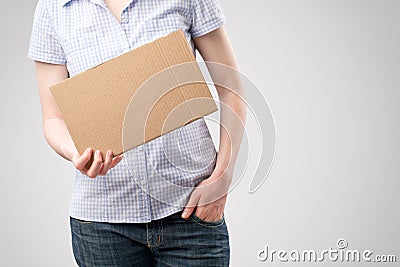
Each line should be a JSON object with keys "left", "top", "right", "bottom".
{"left": 70, "top": 210, "right": 230, "bottom": 266}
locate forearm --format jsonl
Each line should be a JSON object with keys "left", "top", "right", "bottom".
{"left": 33, "top": 61, "right": 73, "bottom": 161}
{"left": 214, "top": 85, "right": 246, "bottom": 181}
{"left": 43, "top": 117, "right": 75, "bottom": 161}
{"left": 192, "top": 27, "right": 246, "bottom": 180}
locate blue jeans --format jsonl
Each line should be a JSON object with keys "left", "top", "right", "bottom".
{"left": 70, "top": 210, "right": 230, "bottom": 266}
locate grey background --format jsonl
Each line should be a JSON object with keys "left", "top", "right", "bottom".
{"left": 1, "top": 0, "right": 399, "bottom": 266}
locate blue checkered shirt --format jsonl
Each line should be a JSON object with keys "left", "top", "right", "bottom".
{"left": 28, "top": 0, "right": 225, "bottom": 223}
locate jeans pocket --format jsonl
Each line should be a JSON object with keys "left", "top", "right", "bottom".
{"left": 190, "top": 213, "right": 225, "bottom": 227}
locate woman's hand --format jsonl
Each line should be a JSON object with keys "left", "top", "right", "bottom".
{"left": 71, "top": 148, "right": 124, "bottom": 178}
{"left": 181, "top": 170, "right": 232, "bottom": 222}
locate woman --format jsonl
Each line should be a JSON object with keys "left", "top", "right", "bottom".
{"left": 28, "top": 0, "right": 246, "bottom": 266}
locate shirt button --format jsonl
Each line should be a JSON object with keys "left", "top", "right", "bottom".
{"left": 141, "top": 179, "right": 147, "bottom": 186}
{"left": 121, "top": 15, "right": 129, "bottom": 23}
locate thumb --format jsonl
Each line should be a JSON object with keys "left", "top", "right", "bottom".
{"left": 181, "top": 193, "right": 199, "bottom": 219}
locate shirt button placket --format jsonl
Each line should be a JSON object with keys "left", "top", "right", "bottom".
{"left": 137, "top": 145, "right": 151, "bottom": 221}
{"left": 121, "top": 13, "right": 129, "bottom": 24}
{"left": 119, "top": 10, "right": 131, "bottom": 53}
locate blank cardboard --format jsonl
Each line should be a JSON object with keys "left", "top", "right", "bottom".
{"left": 49, "top": 30, "right": 217, "bottom": 158}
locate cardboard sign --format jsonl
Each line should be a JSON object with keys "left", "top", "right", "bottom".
{"left": 50, "top": 30, "right": 217, "bottom": 158}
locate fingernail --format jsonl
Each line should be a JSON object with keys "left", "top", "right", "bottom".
{"left": 108, "top": 151, "right": 112, "bottom": 157}
{"left": 86, "top": 148, "right": 90, "bottom": 153}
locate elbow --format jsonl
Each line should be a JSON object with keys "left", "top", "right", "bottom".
{"left": 42, "top": 120, "right": 51, "bottom": 146}
{"left": 41, "top": 116, "right": 62, "bottom": 145}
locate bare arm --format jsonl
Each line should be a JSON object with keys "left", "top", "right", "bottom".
{"left": 193, "top": 26, "right": 246, "bottom": 178}
{"left": 181, "top": 26, "right": 246, "bottom": 221}
{"left": 34, "top": 61, "right": 123, "bottom": 177}
{"left": 35, "top": 61, "right": 75, "bottom": 160}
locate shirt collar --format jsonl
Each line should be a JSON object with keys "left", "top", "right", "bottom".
{"left": 60, "top": 0, "right": 106, "bottom": 7}
{"left": 60, "top": 0, "right": 73, "bottom": 7}
{"left": 60, "top": 0, "right": 76, "bottom": 7}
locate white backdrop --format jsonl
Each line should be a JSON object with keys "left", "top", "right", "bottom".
{"left": 1, "top": 0, "right": 399, "bottom": 266}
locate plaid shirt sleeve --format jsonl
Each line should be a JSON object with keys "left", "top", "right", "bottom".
{"left": 28, "top": 0, "right": 67, "bottom": 65}
{"left": 190, "top": 0, "right": 226, "bottom": 37}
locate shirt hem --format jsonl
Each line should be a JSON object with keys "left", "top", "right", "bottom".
{"left": 69, "top": 206, "right": 185, "bottom": 223}
{"left": 191, "top": 17, "right": 226, "bottom": 38}
{"left": 27, "top": 51, "right": 67, "bottom": 65}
